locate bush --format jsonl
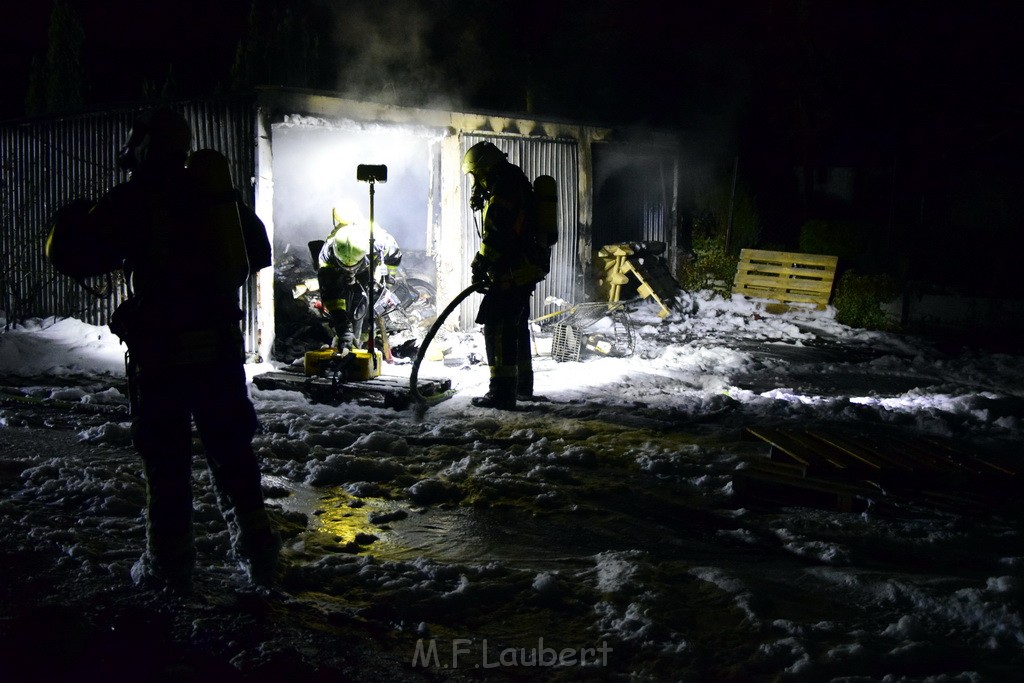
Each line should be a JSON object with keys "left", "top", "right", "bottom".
{"left": 799, "top": 219, "right": 897, "bottom": 274}
{"left": 678, "top": 234, "right": 737, "bottom": 295}
{"left": 832, "top": 271, "right": 901, "bottom": 331}
{"left": 677, "top": 178, "right": 761, "bottom": 294}
{"left": 697, "top": 184, "right": 761, "bottom": 257}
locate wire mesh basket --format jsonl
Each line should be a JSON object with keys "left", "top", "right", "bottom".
{"left": 551, "top": 323, "right": 585, "bottom": 362}
{"left": 542, "top": 301, "right": 635, "bottom": 362}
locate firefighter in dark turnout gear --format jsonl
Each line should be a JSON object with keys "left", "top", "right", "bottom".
{"left": 45, "top": 107, "right": 279, "bottom": 592}
{"left": 462, "top": 141, "right": 552, "bottom": 409}
{"left": 316, "top": 208, "right": 403, "bottom": 350}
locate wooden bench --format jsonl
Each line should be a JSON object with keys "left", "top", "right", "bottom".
{"left": 732, "top": 249, "right": 838, "bottom": 310}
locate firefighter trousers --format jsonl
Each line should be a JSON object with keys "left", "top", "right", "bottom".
{"left": 131, "top": 355, "right": 271, "bottom": 570}
{"left": 476, "top": 285, "right": 534, "bottom": 399}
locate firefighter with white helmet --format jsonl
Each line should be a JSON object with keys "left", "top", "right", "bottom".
{"left": 462, "top": 141, "right": 553, "bottom": 409}
{"left": 316, "top": 206, "right": 402, "bottom": 350}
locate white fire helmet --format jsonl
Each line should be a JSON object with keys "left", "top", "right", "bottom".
{"left": 331, "top": 222, "right": 372, "bottom": 270}
{"left": 331, "top": 197, "right": 365, "bottom": 229}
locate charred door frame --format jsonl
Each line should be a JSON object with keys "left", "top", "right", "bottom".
{"left": 591, "top": 141, "right": 681, "bottom": 274}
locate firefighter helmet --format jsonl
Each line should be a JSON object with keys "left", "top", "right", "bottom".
{"left": 331, "top": 197, "right": 365, "bottom": 229}
{"left": 461, "top": 141, "right": 507, "bottom": 178}
{"left": 117, "top": 107, "right": 192, "bottom": 172}
{"left": 331, "top": 222, "right": 371, "bottom": 270}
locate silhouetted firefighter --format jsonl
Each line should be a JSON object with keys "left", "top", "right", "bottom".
{"left": 46, "top": 107, "right": 280, "bottom": 592}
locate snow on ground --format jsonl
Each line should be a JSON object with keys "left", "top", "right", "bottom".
{"left": 1, "top": 291, "right": 1022, "bottom": 681}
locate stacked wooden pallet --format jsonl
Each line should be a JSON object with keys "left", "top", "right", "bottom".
{"left": 596, "top": 242, "right": 681, "bottom": 318}
{"left": 734, "top": 426, "right": 1019, "bottom": 512}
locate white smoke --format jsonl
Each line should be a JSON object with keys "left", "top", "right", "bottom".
{"left": 328, "top": 0, "right": 462, "bottom": 111}
{"left": 271, "top": 120, "right": 443, "bottom": 259}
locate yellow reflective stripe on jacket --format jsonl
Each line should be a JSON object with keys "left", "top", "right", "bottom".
{"left": 322, "top": 298, "right": 347, "bottom": 312}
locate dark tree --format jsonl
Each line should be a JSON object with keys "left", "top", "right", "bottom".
{"left": 142, "top": 65, "right": 178, "bottom": 102}
{"left": 25, "top": 0, "right": 87, "bottom": 116}
{"left": 232, "top": 0, "right": 325, "bottom": 92}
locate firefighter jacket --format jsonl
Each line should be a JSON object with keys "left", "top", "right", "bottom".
{"left": 46, "top": 157, "right": 271, "bottom": 364}
{"left": 316, "top": 222, "right": 402, "bottom": 319}
{"left": 475, "top": 162, "right": 550, "bottom": 289}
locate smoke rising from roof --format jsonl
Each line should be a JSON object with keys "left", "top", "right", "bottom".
{"left": 329, "top": 0, "right": 462, "bottom": 111}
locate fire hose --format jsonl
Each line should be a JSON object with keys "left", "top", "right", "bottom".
{"left": 409, "top": 282, "right": 486, "bottom": 416}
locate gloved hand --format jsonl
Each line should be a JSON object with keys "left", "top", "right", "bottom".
{"left": 333, "top": 329, "right": 355, "bottom": 351}
{"left": 471, "top": 253, "right": 490, "bottom": 287}
{"left": 327, "top": 340, "right": 352, "bottom": 360}
{"left": 490, "top": 271, "right": 513, "bottom": 291}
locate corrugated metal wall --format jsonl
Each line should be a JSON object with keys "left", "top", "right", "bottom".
{"left": 0, "top": 97, "right": 262, "bottom": 356}
{"left": 1, "top": 109, "right": 133, "bottom": 327}
{"left": 592, "top": 141, "right": 679, "bottom": 252}
{"left": 459, "top": 134, "right": 579, "bottom": 328}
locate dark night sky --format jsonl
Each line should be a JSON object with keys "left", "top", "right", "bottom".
{"left": 0, "top": 1, "right": 251, "bottom": 118}
{"left": 2, "top": 1, "right": 1023, "bottom": 297}
{"left": 2, "top": 1, "right": 1022, "bottom": 171}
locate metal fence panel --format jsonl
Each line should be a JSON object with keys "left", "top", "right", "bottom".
{"left": 1, "top": 109, "right": 132, "bottom": 327}
{"left": 1, "top": 97, "right": 261, "bottom": 356}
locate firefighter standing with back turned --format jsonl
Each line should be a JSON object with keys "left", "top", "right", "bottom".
{"left": 45, "top": 107, "right": 280, "bottom": 593}
{"left": 462, "top": 141, "right": 554, "bottom": 409}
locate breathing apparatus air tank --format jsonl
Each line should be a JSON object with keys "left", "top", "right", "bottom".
{"left": 185, "top": 149, "right": 249, "bottom": 291}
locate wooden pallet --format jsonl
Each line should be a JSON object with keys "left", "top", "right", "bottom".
{"left": 732, "top": 459, "right": 876, "bottom": 513}
{"left": 252, "top": 370, "right": 451, "bottom": 410}
{"left": 736, "top": 426, "right": 1019, "bottom": 512}
{"left": 732, "top": 249, "right": 838, "bottom": 310}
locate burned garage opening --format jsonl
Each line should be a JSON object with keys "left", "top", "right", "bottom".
{"left": 591, "top": 142, "right": 680, "bottom": 302}
{"left": 3, "top": 90, "right": 683, "bottom": 367}
{"left": 268, "top": 117, "right": 442, "bottom": 363}
{"left": 593, "top": 142, "right": 678, "bottom": 247}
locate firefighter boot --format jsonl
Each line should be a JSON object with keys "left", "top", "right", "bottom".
{"left": 516, "top": 367, "right": 549, "bottom": 402}
{"left": 472, "top": 375, "right": 517, "bottom": 410}
{"left": 516, "top": 366, "right": 534, "bottom": 400}
{"left": 134, "top": 446, "right": 196, "bottom": 594}
{"left": 131, "top": 530, "right": 195, "bottom": 595}
{"left": 514, "top": 309, "right": 547, "bottom": 401}
{"left": 230, "top": 506, "right": 282, "bottom": 588}
{"left": 475, "top": 321, "right": 518, "bottom": 409}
